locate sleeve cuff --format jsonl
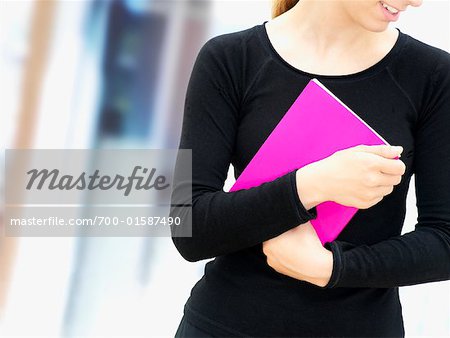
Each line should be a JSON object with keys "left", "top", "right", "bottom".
{"left": 323, "top": 240, "right": 344, "bottom": 289}
{"left": 288, "top": 170, "right": 318, "bottom": 222}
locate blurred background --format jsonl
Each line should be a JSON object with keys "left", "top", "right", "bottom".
{"left": 0, "top": 0, "right": 449, "bottom": 337}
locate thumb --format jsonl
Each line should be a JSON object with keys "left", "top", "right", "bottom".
{"left": 353, "top": 144, "right": 403, "bottom": 159}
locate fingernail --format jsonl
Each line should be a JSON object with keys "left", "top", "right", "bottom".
{"left": 392, "top": 146, "right": 403, "bottom": 153}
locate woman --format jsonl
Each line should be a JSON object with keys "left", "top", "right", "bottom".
{"left": 170, "top": 0, "right": 450, "bottom": 336}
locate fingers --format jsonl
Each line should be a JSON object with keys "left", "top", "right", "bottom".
{"left": 355, "top": 144, "right": 403, "bottom": 159}
{"left": 376, "top": 157, "right": 406, "bottom": 175}
{"left": 354, "top": 144, "right": 406, "bottom": 175}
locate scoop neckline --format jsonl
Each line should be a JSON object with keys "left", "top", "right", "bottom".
{"left": 258, "top": 20, "right": 407, "bottom": 80}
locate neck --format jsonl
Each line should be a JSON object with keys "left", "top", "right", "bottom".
{"left": 287, "top": 0, "right": 382, "bottom": 55}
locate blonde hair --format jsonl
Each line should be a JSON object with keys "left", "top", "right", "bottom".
{"left": 271, "top": 0, "right": 300, "bottom": 18}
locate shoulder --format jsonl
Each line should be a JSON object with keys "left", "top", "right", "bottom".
{"left": 404, "top": 32, "right": 450, "bottom": 57}
{"left": 388, "top": 30, "right": 450, "bottom": 112}
{"left": 403, "top": 33, "right": 450, "bottom": 89}
{"left": 194, "top": 23, "right": 269, "bottom": 78}
{"left": 199, "top": 24, "right": 261, "bottom": 58}
{"left": 190, "top": 23, "right": 270, "bottom": 103}
{"left": 396, "top": 31, "right": 450, "bottom": 73}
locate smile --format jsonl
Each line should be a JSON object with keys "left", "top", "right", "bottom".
{"left": 380, "top": 1, "right": 400, "bottom": 14}
{"left": 379, "top": 1, "right": 401, "bottom": 21}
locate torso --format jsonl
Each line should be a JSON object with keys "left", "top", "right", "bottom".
{"left": 178, "top": 20, "right": 447, "bottom": 337}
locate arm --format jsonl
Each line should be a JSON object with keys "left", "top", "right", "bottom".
{"left": 324, "top": 52, "right": 450, "bottom": 289}
{"left": 169, "top": 38, "right": 317, "bottom": 262}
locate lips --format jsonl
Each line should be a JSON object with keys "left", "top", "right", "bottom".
{"left": 381, "top": 1, "right": 400, "bottom": 14}
{"left": 379, "top": 1, "right": 401, "bottom": 21}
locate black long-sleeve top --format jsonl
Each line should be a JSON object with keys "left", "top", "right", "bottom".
{"left": 170, "top": 21, "right": 450, "bottom": 337}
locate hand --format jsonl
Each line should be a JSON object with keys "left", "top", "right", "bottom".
{"left": 298, "top": 144, "right": 406, "bottom": 210}
{"left": 262, "top": 221, "right": 333, "bottom": 287}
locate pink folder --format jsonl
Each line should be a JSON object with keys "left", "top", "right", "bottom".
{"left": 229, "top": 78, "right": 394, "bottom": 245}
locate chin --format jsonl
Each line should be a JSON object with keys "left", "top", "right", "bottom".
{"left": 360, "top": 20, "right": 390, "bottom": 33}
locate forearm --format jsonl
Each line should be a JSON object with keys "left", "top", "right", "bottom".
{"left": 303, "top": 248, "right": 334, "bottom": 287}
{"left": 324, "top": 226, "right": 450, "bottom": 288}
{"left": 172, "top": 170, "right": 318, "bottom": 262}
